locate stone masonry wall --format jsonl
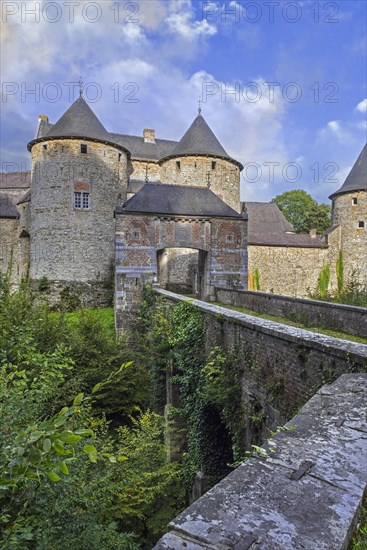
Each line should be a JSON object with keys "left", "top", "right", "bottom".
{"left": 155, "top": 373, "right": 367, "bottom": 550}
{"left": 160, "top": 156, "right": 241, "bottom": 212}
{"left": 155, "top": 289, "right": 367, "bottom": 450}
{"left": 130, "top": 159, "right": 161, "bottom": 182}
{"left": 331, "top": 191, "right": 367, "bottom": 287}
{"left": 215, "top": 288, "right": 367, "bottom": 338}
{"left": 30, "top": 139, "right": 128, "bottom": 289}
{"left": 0, "top": 218, "right": 29, "bottom": 285}
{"left": 248, "top": 244, "right": 331, "bottom": 297}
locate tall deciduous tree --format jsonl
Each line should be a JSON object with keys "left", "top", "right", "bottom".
{"left": 271, "top": 190, "right": 331, "bottom": 234}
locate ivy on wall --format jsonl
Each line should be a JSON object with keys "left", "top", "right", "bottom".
{"left": 139, "top": 286, "right": 247, "bottom": 492}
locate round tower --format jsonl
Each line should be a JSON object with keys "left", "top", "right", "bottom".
{"left": 329, "top": 143, "right": 367, "bottom": 287}
{"left": 159, "top": 113, "right": 243, "bottom": 212}
{"left": 27, "top": 96, "right": 130, "bottom": 305}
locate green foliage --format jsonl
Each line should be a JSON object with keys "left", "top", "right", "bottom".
{"left": 349, "top": 495, "right": 367, "bottom": 550}
{"left": 271, "top": 190, "right": 331, "bottom": 234}
{"left": 336, "top": 249, "right": 344, "bottom": 296}
{"left": 38, "top": 275, "right": 50, "bottom": 292}
{"left": 0, "top": 278, "right": 185, "bottom": 548}
{"left": 253, "top": 267, "right": 260, "bottom": 291}
{"left": 317, "top": 263, "right": 331, "bottom": 299}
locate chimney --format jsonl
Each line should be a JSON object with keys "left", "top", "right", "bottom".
{"left": 38, "top": 115, "right": 49, "bottom": 123}
{"left": 309, "top": 228, "right": 317, "bottom": 238}
{"left": 143, "top": 129, "right": 155, "bottom": 143}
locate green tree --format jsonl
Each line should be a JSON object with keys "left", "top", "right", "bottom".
{"left": 271, "top": 190, "right": 331, "bottom": 234}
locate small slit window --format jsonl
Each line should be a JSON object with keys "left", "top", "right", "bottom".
{"left": 43, "top": 144, "right": 47, "bottom": 151}
{"left": 358, "top": 221, "right": 365, "bottom": 229}
{"left": 176, "top": 161, "right": 181, "bottom": 170}
{"left": 132, "top": 230, "right": 140, "bottom": 239}
{"left": 118, "top": 153, "right": 122, "bottom": 161}
{"left": 226, "top": 234, "right": 234, "bottom": 243}
{"left": 352, "top": 197, "right": 358, "bottom": 205}
{"left": 74, "top": 191, "right": 90, "bottom": 209}
{"left": 212, "top": 161, "right": 216, "bottom": 170}
{"left": 80, "top": 144, "right": 88, "bottom": 154}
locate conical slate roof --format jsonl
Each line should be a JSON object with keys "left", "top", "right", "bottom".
{"left": 160, "top": 114, "right": 243, "bottom": 168}
{"left": 27, "top": 97, "right": 129, "bottom": 153}
{"left": 329, "top": 143, "right": 367, "bottom": 199}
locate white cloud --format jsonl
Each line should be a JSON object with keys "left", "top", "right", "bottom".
{"left": 355, "top": 98, "right": 367, "bottom": 113}
{"left": 165, "top": 0, "right": 217, "bottom": 39}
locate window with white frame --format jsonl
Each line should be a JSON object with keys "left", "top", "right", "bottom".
{"left": 74, "top": 191, "right": 90, "bottom": 209}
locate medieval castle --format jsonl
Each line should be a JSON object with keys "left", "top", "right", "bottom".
{"left": 0, "top": 95, "right": 366, "bottom": 328}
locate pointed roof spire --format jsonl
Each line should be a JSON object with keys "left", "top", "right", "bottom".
{"left": 160, "top": 113, "right": 243, "bottom": 169}
{"left": 27, "top": 96, "right": 129, "bottom": 154}
{"left": 329, "top": 143, "right": 367, "bottom": 199}
{"left": 45, "top": 96, "right": 110, "bottom": 142}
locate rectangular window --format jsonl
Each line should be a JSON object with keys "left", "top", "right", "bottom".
{"left": 176, "top": 161, "right": 181, "bottom": 170}
{"left": 82, "top": 192, "right": 90, "bottom": 209}
{"left": 74, "top": 191, "right": 90, "bottom": 209}
{"left": 43, "top": 144, "right": 47, "bottom": 151}
{"left": 80, "top": 144, "right": 88, "bottom": 154}
{"left": 226, "top": 234, "right": 234, "bottom": 243}
{"left": 74, "top": 191, "right": 82, "bottom": 208}
{"left": 212, "top": 161, "right": 216, "bottom": 170}
{"left": 358, "top": 221, "right": 365, "bottom": 228}
{"left": 352, "top": 197, "right": 358, "bottom": 205}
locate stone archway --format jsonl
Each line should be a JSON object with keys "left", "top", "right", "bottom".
{"left": 156, "top": 246, "right": 208, "bottom": 298}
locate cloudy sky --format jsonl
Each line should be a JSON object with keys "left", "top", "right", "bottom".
{"left": 1, "top": 0, "right": 366, "bottom": 202}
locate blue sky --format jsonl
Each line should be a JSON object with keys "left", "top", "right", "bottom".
{"left": 1, "top": 0, "right": 366, "bottom": 203}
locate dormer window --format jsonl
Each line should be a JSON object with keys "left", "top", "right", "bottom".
{"left": 358, "top": 221, "right": 365, "bottom": 229}
{"left": 176, "top": 161, "right": 181, "bottom": 170}
{"left": 80, "top": 144, "right": 88, "bottom": 154}
{"left": 352, "top": 197, "right": 358, "bottom": 205}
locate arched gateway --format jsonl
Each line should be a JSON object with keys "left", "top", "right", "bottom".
{"left": 115, "top": 183, "right": 248, "bottom": 331}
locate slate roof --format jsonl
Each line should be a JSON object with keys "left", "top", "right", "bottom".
{"left": 160, "top": 114, "right": 243, "bottom": 169}
{"left": 244, "top": 202, "right": 327, "bottom": 248}
{"left": 244, "top": 202, "right": 295, "bottom": 235}
{"left": 110, "top": 133, "right": 177, "bottom": 162}
{"left": 117, "top": 183, "right": 244, "bottom": 219}
{"left": 0, "top": 172, "right": 31, "bottom": 218}
{"left": 28, "top": 97, "right": 129, "bottom": 154}
{"left": 329, "top": 143, "right": 367, "bottom": 199}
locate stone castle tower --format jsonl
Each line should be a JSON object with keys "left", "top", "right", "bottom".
{"left": 329, "top": 143, "right": 367, "bottom": 287}
{"left": 26, "top": 97, "right": 130, "bottom": 303}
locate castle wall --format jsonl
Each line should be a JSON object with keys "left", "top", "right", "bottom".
{"left": 0, "top": 218, "right": 29, "bottom": 285}
{"left": 248, "top": 244, "right": 331, "bottom": 297}
{"left": 29, "top": 139, "right": 128, "bottom": 304}
{"left": 331, "top": 191, "right": 367, "bottom": 287}
{"left": 131, "top": 159, "right": 161, "bottom": 182}
{"left": 160, "top": 156, "right": 241, "bottom": 212}
{"left": 157, "top": 248, "right": 199, "bottom": 294}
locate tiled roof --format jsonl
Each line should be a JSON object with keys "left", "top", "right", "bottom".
{"left": 117, "top": 183, "right": 244, "bottom": 218}
{"left": 330, "top": 143, "right": 367, "bottom": 199}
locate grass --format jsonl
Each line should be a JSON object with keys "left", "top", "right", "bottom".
{"left": 349, "top": 495, "right": 367, "bottom": 549}
{"left": 211, "top": 302, "right": 367, "bottom": 345}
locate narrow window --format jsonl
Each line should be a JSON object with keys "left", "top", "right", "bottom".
{"left": 74, "top": 191, "right": 82, "bottom": 209}
{"left": 358, "top": 221, "right": 365, "bottom": 228}
{"left": 176, "top": 161, "right": 181, "bottom": 170}
{"left": 118, "top": 153, "right": 122, "bottom": 161}
{"left": 132, "top": 230, "right": 140, "bottom": 239}
{"left": 212, "top": 161, "right": 216, "bottom": 170}
{"left": 226, "top": 234, "right": 234, "bottom": 243}
{"left": 352, "top": 197, "right": 358, "bottom": 205}
{"left": 43, "top": 144, "right": 47, "bottom": 151}
{"left": 80, "top": 144, "right": 87, "bottom": 154}
{"left": 82, "top": 192, "right": 90, "bottom": 209}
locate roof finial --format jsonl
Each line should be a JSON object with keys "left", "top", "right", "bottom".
{"left": 78, "top": 76, "right": 84, "bottom": 97}
{"left": 198, "top": 97, "right": 202, "bottom": 115}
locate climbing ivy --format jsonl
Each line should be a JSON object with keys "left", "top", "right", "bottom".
{"left": 139, "top": 290, "right": 246, "bottom": 492}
